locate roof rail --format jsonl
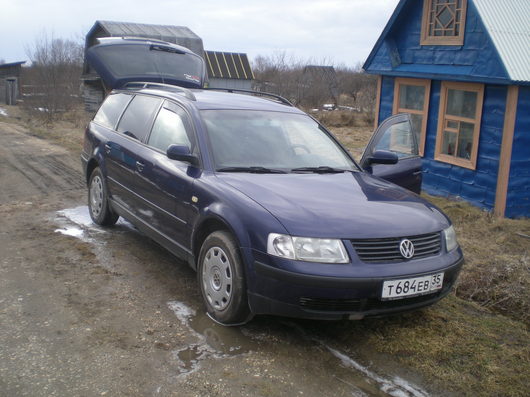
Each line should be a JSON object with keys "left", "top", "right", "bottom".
{"left": 204, "top": 88, "right": 293, "bottom": 107}
{"left": 122, "top": 82, "right": 196, "bottom": 101}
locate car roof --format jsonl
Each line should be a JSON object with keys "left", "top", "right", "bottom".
{"left": 115, "top": 86, "right": 305, "bottom": 114}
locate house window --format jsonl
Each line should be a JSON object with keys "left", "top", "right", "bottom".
{"left": 435, "top": 81, "right": 484, "bottom": 169}
{"left": 393, "top": 78, "right": 431, "bottom": 156}
{"left": 421, "top": 0, "right": 467, "bottom": 46}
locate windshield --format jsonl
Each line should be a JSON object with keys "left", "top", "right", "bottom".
{"left": 201, "top": 110, "right": 358, "bottom": 172}
{"left": 90, "top": 44, "right": 204, "bottom": 87}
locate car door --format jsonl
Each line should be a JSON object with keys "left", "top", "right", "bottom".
{"left": 140, "top": 100, "right": 199, "bottom": 250}
{"left": 105, "top": 94, "right": 163, "bottom": 219}
{"left": 360, "top": 113, "right": 422, "bottom": 193}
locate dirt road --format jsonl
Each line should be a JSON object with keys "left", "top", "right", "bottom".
{"left": 0, "top": 121, "right": 436, "bottom": 397}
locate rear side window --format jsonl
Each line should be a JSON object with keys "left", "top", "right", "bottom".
{"left": 148, "top": 101, "right": 193, "bottom": 152}
{"left": 93, "top": 93, "right": 132, "bottom": 129}
{"left": 117, "top": 95, "right": 162, "bottom": 142}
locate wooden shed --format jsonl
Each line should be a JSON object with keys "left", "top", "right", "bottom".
{"left": 0, "top": 61, "right": 26, "bottom": 106}
{"left": 363, "top": 0, "right": 530, "bottom": 218}
{"left": 204, "top": 51, "right": 254, "bottom": 90}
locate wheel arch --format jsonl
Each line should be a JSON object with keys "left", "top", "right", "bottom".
{"left": 85, "top": 158, "right": 99, "bottom": 186}
{"left": 191, "top": 215, "right": 244, "bottom": 270}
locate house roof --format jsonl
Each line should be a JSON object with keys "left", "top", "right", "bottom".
{"left": 474, "top": 0, "right": 530, "bottom": 83}
{"left": 204, "top": 51, "right": 254, "bottom": 80}
{"left": 363, "top": 0, "right": 530, "bottom": 84}
{"left": 0, "top": 61, "right": 26, "bottom": 69}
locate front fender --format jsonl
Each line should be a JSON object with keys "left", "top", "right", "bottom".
{"left": 190, "top": 174, "right": 289, "bottom": 266}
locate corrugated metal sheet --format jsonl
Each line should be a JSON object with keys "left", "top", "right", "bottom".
{"left": 95, "top": 21, "right": 204, "bottom": 56}
{"left": 474, "top": 0, "right": 530, "bottom": 83}
{"left": 204, "top": 51, "right": 254, "bottom": 80}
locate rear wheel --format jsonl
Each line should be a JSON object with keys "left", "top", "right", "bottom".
{"left": 88, "top": 167, "right": 119, "bottom": 226}
{"left": 198, "top": 231, "right": 250, "bottom": 325}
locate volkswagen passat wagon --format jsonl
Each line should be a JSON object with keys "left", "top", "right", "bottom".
{"left": 81, "top": 82, "right": 463, "bottom": 325}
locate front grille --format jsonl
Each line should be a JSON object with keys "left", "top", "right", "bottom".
{"left": 299, "top": 291, "right": 443, "bottom": 313}
{"left": 350, "top": 232, "right": 441, "bottom": 263}
{"left": 299, "top": 297, "right": 363, "bottom": 312}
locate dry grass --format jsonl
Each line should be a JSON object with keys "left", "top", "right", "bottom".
{"left": 312, "top": 109, "right": 374, "bottom": 128}
{"left": 320, "top": 295, "right": 530, "bottom": 397}
{"left": 2, "top": 104, "right": 90, "bottom": 152}
{"left": 426, "top": 195, "right": 530, "bottom": 324}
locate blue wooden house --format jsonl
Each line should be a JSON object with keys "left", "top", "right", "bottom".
{"left": 363, "top": 0, "right": 529, "bottom": 218}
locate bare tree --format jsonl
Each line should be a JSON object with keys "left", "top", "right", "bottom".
{"left": 336, "top": 65, "right": 377, "bottom": 112}
{"left": 23, "top": 32, "right": 83, "bottom": 119}
{"left": 252, "top": 53, "right": 377, "bottom": 115}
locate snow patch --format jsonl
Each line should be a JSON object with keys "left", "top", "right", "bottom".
{"left": 54, "top": 227, "right": 84, "bottom": 237}
{"left": 53, "top": 206, "right": 134, "bottom": 243}
{"left": 57, "top": 206, "right": 96, "bottom": 228}
{"left": 0, "top": 107, "right": 7, "bottom": 117}
{"left": 326, "top": 346, "right": 428, "bottom": 397}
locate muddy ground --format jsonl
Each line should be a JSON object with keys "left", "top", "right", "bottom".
{"left": 0, "top": 118, "right": 527, "bottom": 397}
{"left": 0, "top": 120, "right": 440, "bottom": 397}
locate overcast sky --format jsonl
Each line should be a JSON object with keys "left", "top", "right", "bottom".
{"left": 1, "top": 0, "right": 399, "bottom": 67}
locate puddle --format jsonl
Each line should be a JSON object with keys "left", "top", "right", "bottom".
{"left": 167, "top": 302, "right": 429, "bottom": 396}
{"left": 167, "top": 301, "right": 255, "bottom": 377}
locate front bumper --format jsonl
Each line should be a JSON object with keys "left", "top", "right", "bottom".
{"left": 245, "top": 249, "right": 464, "bottom": 320}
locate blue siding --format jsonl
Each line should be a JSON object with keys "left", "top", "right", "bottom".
{"left": 377, "top": 76, "right": 395, "bottom": 125}
{"left": 506, "top": 87, "right": 530, "bottom": 218}
{"left": 422, "top": 84, "right": 506, "bottom": 210}
{"left": 365, "top": 0, "right": 509, "bottom": 84}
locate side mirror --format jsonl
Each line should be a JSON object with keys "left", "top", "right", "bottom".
{"left": 166, "top": 145, "right": 199, "bottom": 166}
{"left": 367, "top": 150, "right": 399, "bottom": 165}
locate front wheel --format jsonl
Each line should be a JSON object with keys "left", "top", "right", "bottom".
{"left": 198, "top": 231, "right": 251, "bottom": 325}
{"left": 88, "top": 167, "right": 119, "bottom": 226}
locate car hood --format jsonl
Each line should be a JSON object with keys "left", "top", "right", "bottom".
{"left": 217, "top": 172, "right": 449, "bottom": 239}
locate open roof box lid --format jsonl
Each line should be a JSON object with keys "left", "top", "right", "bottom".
{"left": 86, "top": 37, "right": 206, "bottom": 90}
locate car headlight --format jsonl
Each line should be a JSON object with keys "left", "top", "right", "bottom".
{"left": 267, "top": 233, "right": 349, "bottom": 263}
{"left": 443, "top": 225, "right": 458, "bottom": 252}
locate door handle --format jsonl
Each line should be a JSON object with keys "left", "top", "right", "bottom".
{"left": 104, "top": 144, "right": 111, "bottom": 154}
{"left": 413, "top": 171, "right": 422, "bottom": 176}
{"left": 136, "top": 161, "right": 145, "bottom": 172}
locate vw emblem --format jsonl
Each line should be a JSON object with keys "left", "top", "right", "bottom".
{"left": 399, "top": 239, "right": 415, "bottom": 259}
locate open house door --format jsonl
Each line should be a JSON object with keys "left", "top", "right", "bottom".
{"left": 360, "top": 113, "right": 422, "bottom": 194}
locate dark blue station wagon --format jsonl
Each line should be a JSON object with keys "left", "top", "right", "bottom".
{"left": 81, "top": 82, "right": 463, "bottom": 325}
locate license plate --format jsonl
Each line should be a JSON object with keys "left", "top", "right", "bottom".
{"left": 381, "top": 273, "right": 444, "bottom": 300}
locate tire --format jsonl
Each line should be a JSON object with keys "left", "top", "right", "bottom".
{"left": 198, "top": 231, "right": 251, "bottom": 325}
{"left": 88, "top": 167, "right": 119, "bottom": 226}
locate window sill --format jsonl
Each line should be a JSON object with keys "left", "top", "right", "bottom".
{"left": 434, "top": 154, "right": 476, "bottom": 170}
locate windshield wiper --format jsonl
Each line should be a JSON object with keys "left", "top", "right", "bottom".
{"left": 290, "top": 166, "right": 348, "bottom": 174}
{"left": 216, "top": 166, "right": 287, "bottom": 174}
